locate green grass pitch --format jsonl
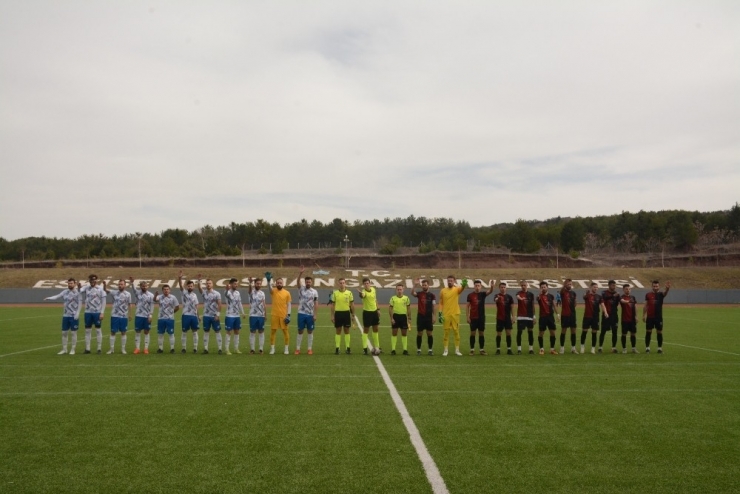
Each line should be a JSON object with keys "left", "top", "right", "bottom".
{"left": 1, "top": 306, "right": 738, "bottom": 493}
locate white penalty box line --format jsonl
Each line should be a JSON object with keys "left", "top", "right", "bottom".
{"left": 354, "top": 315, "right": 449, "bottom": 494}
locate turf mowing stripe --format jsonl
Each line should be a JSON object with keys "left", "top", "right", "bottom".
{"left": 664, "top": 342, "right": 740, "bottom": 356}
{"left": 0, "top": 345, "right": 59, "bottom": 358}
{"left": 0, "top": 390, "right": 389, "bottom": 396}
{"left": 356, "top": 315, "right": 450, "bottom": 494}
{"left": 0, "top": 315, "right": 57, "bottom": 322}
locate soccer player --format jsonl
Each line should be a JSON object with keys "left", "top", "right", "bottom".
{"left": 389, "top": 283, "right": 411, "bottom": 355}
{"left": 620, "top": 284, "right": 639, "bottom": 354}
{"left": 197, "top": 277, "right": 223, "bottom": 354}
{"left": 129, "top": 277, "right": 154, "bottom": 354}
{"left": 247, "top": 276, "right": 266, "bottom": 354}
{"left": 537, "top": 281, "right": 559, "bottom": 355}
{"left": 580, "top": 282, "right": 605, "bottom": 354}
{"left": 466, "top": 279, "right": 494, "bottom": 355}
{"left": 358, "top": 277, "right": 381, "bottom": 355}
{"left": 80, "top": 274, "right": 107, "bottom": 354}
{"left": 493, "top": 282, "right": 515, "bottom": 355}
{"left": 154, "top": 284, "right": 180, "bottom": 353}
{"left": 559, "top": 279, "right": 579, "bottom": 354}
{"left": 515, "top": 280, "right": 536, "bottom": 355}
{"left": 177, "top": 271, "right": 200, "bottom": 353}
{"left": 643, "top": 280, "right": 671, "bottom": 354}
{"left": 267, "top": 274, "right": 292, "bottom": 355}
{"left": 439, "top": 275, "right": 467, "bottom": 357}
{"left": 103, "top": 279, "right": 133, "bottom": 354}
{"left": 411, "top": 278, "right": 436, "bottom": 356}
{"left": 296, "top": 267, "right": 319, "bottom": 355}
{"left": 44, "top": 278, "right": 81, "bottom": 355}
{"left": 599, "top": 280, "right": 620, "bottom": 353}
{"left": 330, "top": 278, "right": 354, "bottom": 354}
{"left": 224, "top": 277, "right": 246, "bottom": 355}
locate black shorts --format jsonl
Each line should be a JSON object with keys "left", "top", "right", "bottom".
{"left": 470, "top": 319, "right": 485, "bottom": 332}
{"left": 621, "top": 321, "right": 637, "bottom": 334}
{"left": 582, "top": 317, "right": 599, "bottom": 331}
{"left": 362, "top": 310, "right": 380, "bottom": 328}
{"left": 561, "top": 315, "right": 577, "bottom": 329}
{"left": 496, "top": 319, "right": 512, "bottom": 331}
{"left": 646, "top": 318, "right": 663, "bottom": 331}
{"left": 334, "top": 311, "right": 351, "bottom": 329}
{"left": 517, "top": 320, "right": 534, "bottom": 331}
{"left": 392, "top": 314, "right": 409, "bottom": 330}
{"left": 539, "top": 315, "right": 556, "bottom": 331}
{"left": 417, "top": 316, "right": 433, "bottom": 332}
{"left": 601, "top": 317, "right": 618, "bottom": 331}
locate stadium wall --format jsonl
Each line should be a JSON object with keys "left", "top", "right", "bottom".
{"left": 2, "top": 289, "right": 739, "bottom": 305}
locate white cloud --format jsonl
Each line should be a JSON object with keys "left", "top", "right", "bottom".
{"left": 1, "top": 0, "right": 738, "bottom": 239}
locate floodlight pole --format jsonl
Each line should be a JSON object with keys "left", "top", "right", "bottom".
{"left": 343, "top": 235, "right": 350, "bottom": 268}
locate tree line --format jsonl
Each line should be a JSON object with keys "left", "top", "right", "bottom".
{"left": 2, "top": 204, "right": 738, "bottom": 262}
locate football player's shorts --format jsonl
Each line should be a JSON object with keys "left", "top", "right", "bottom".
{"left": 181, "top": 315, "right": 199, "bottom": 331}
{"left": 62, "top": 316, "right": 79, "bottom": 331}
{"left": 297, "top": 313, "right": 315, "bottom": 331}
{"left": 203, "top": 316, "right": 221, "bottom": 332}
{"left": 561, "top": 315, "right": 577, "bottom": 329}
{"left": 539, "top": 315, "right": 556, "bottom": 331}
{"left": 581, "top": 317, "right": 599, "bottom": 331}
{"left": 249, "top": 316, "right": 265, "bottom": 332}
{"left": 416, "top": 316, "right": 434, "bottom": 332}
{"left": 469, "top": 318, "right": 485, "bottom": 331}
{"left": 517, "top": 319, "right": 534, "bottom": 331}
{"left": 496, "top": 319, "right": 513, "bottom": 331}
{"left": 134, "top": 316, "right": 151, "bottom": 331}
{"left": 225, "top": 316, "right": 241, "bottom": 331}
{"left": 646, "top": 318, "right": 663, "bottom": 331}
{"left": 110, "top": 316, "right": 128, "bottom": 333}
{"left": 621, "top": 321, "right": 637, "bottom": 334}
{"left": 84, "top": 312, "right": 102, "bottom": 328}
{"left": 157, "top": 319, "right": 175, "bottom": 335}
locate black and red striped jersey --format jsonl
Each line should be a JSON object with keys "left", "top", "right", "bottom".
{"left": 494, "top": 293, "right": 514, "bottom": 321}
{"left": 538, "top": 293, "right": 556, "bottom": 317}
{"left": 620, "top": 295, "right": 637, "bottom": 323}
{"left": 559, "top": 288, "right": 576, "bottom": 317}
{"left": 583, "top": 292, "right": 602, "bottom": 319}
{"left": 516, "top": 291, "right": 535, "bottom": 318}
{"left": 413, "top": 290, "right": 436, "bottom": 318}
{"left": 466, "top": 292, "right": 488, "bottom": 320}
{"left": 601, "top": 289, "right": 620, "bottom": 320}
{"left": 644, "top": 291, "right": 666, "bottom": 319}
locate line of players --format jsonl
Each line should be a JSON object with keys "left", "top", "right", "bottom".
{"left": 45, "top": 271, "right": 670, "bottom": 356}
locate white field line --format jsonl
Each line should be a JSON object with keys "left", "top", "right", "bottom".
{"left": 664, "top": 342, "right": 740, "bottom": 356}
{"left": 0, "top": 315, "right": 57, "bottom": 322}
{"left": 0, "top": 345, "right": 59, "bottom": 358}
{"left": 0, "top": 390, "right": 387, "bottom": 397}
{"left": 355, "top": 315, "right": 449, "bottom": 494}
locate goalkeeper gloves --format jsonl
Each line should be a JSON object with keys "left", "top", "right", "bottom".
{"left": 461, "top": 278, "right": 468, "bottom": 288}
{"left": 265, "top": 271, "right": 272, "bottom": 282}
{"left": 284, "top": 315, "right": 291, "bottom": 324}
{"left": 438, "top": 311, "right": 444, "bottom": 324}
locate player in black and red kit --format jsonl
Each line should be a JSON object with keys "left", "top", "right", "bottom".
{"left": 537, "top": 282, "right": 559, "bottom": 355}
{"left": 643, "top": 280, "right": 671, "bottom": 354}
{"left": 620, "top": 284, "right": 639, "bottom": 353}
{"left": 466, "top": 279, "right": 494, "bottom": 355}
{"left": 516, "top": 280, "right": 536, "bottom": 355}
{"left": 412, "top": 279, "right": 437, "bottom": 356}
{"left": 599, "top": 280, "right": 620, "bottom": 353}
{"left": 559, "top": 279, "right": 579, "bottom": 354}
{"left": 580, "top": 282, "right": 605, "bottom": 354}
{"left": 493, "top": 283, "right": 515, "bottom": 355}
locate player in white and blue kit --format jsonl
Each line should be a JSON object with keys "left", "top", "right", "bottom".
{"left": 44, "top": 278, "right": 82, "bottom": 355}
{"left": 248, "top": 276, "right": 266, "bottom": 354}
{"left": 80, "top": 274, "right": 107, "bottom": 354}
{"left": 104, "top": 279, "right": 133, "bottom": 354}
{"left": 224, "top": 278, "right": 246, "bottom": 355}
{"left": 295, "top": 266, "right": 319, "bottom": 355}
{"left": 178, "top": 271, "right": 200, "bottom": 354}
{"left": 154, "top": 284, "right": 180, "bottom": 353}
{"left": 197, "top": 277, "right": 222, "bottom": 354}
{"left": 129, "top": 277, "right": 155, "bottom": 354}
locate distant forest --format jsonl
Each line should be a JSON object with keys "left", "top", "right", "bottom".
{"left": 2, "top": 204, "right": 739, "bottom": 262}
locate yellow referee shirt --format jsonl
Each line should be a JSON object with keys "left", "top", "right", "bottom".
{"left": 331, "top": 289, "right": 354, "bottom": 311}
{"left": 361, "top": 288, "right": 378, "bottom": 311}
{"left": 390, "top": 295, "right": 411, "bottom": 315}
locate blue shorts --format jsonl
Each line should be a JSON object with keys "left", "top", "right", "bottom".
{"left": 249, "top": 316, "right": 265, "bottom": 332}
{"left": 157, "top": 319, "right": 175, "bottom": 335}
{"left": 203, "top": 316, "right": 221, "bottom": 332}
{"left": 110, "top": 316, "right": 128, "bottom": 333}
{"left": 135, "top": 316, "right": 151, "bottom": 331}
{"left": 181, "top": 314, "right": 199, "bottom": 331}
{"left": 84, "top": 312, "right": 102, "bottom": 328}
{"left": 225, "top": 316, "right": 241, "bottom": 331}
{"left": 297, "top": 313, "right": 315, "bottom": 332}
{"left": 62, "top": 317, "right": 79, "bottom": 331}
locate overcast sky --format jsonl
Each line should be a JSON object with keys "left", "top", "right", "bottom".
{"left": 1, "top": 1, "right": 738, "bottom": 241}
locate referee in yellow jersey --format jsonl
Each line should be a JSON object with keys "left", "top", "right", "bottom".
{"left": 330, "top": 278, "right": 355, "bottom": 354}
{"left": 389, "top": 283, "right": 411, "bottom": 355}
